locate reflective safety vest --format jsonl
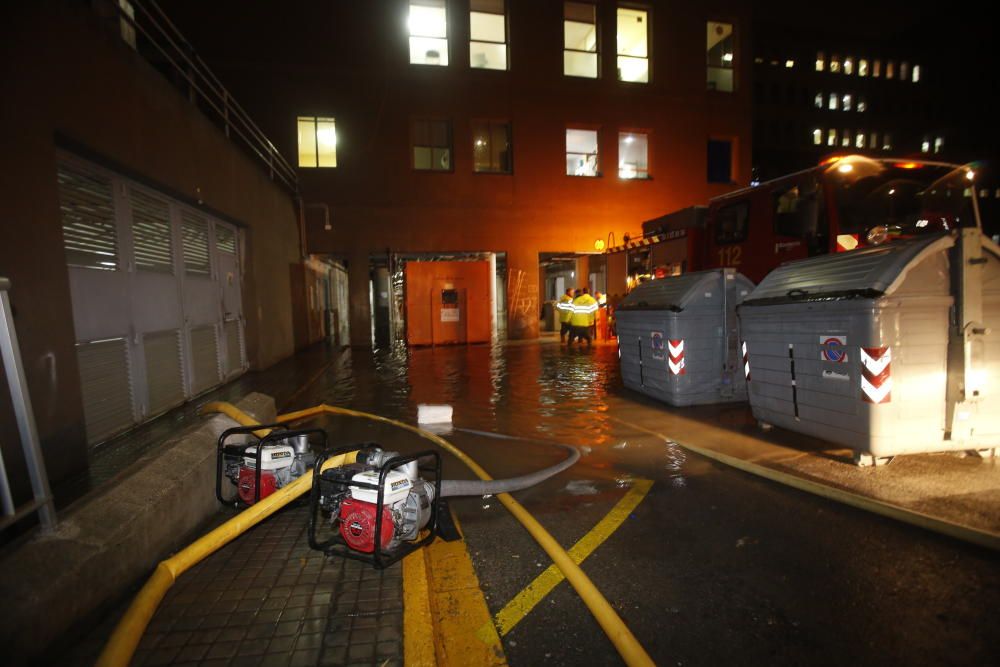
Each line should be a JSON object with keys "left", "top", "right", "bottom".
{"left": 570, "top": 294, "right": 598, "bottom": 327}
{"left": 557, "top": 294, "right": 574, "bottom": 323}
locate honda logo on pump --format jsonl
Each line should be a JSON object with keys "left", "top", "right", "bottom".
{"left": 668, "top": 339, "right": 685, "bottom": 375}
{"left": 860, "top": 346, "right": 891, "bottom": 404}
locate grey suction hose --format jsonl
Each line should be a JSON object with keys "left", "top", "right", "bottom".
{"left": 438, "top": 444, "right": 580, "bottom": 497}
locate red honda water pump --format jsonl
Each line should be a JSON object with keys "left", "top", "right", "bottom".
{"left": 308, "top": 445, "right": 442, "bottom": 568}
{"left": 216, "top": 424, "right": 326, "bottom": 506}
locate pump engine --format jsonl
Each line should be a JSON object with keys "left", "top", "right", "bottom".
{"left": 308, "top": 446, "right": 441, "bottom": 567}
{"left": 216, "top": 425, "right": 325, "bottom": 506}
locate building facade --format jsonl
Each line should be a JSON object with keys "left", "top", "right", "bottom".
{"left": 168, "top": 0, "right": 753, "bottom": 342}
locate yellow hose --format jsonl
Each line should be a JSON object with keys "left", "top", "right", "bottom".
{"left": 273, "top": 403, "right": 655, "bottom": 667}
{"left": 95, "top": 408, "right": 357, "bottom": 667}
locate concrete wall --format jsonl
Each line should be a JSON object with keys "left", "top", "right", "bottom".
{"left": 162, "top": 0, "right": 754, "bottom": 342}
{"left": 0, "top": 1, "right": 303, "bottom": 495}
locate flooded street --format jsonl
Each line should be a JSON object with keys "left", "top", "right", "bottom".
{"left": 283, "top": 340, "right": 998, "bottom": 666}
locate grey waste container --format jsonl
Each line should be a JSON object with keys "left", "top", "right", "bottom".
{"left": 616, "top": 269, "right": 754, "bottom": 406}
{"left": 738, "top": 231, "right": 1000, "bottom": 461}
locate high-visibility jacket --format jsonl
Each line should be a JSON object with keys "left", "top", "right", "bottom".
{"left": 570, "top": 294, "right": 598, "bottom": 327}
{"left": 557, "top": 294, "right": 574, "bottom": 323}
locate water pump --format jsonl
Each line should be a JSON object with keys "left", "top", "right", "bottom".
{"left": 216, "top": 424, "right": 325, "bottom": 506}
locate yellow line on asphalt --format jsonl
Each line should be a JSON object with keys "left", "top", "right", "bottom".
{"left": 483, "top": 478, "right": 654, "bottom": 638}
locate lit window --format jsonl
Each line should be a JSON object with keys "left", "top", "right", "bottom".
{"left": 934, "top": 136, "right": 944, "bottom": 154}
{"left": 841, "top": 129, "right": 851, "bottom": 147}
{"left": 297, "top": 116, "right": 337, "bottom": 168}
{"left": 566, "top": 128, "right": 599, "bottom": 176}
{"left": 912, "top": 64, "right": 920, "bottom": 82}
{"left": 843, "top": 57, "right": 853, "bottom": 75}
{"left": 409, "top": 0, "right": 448, "bottom": 66}
{"left": 882, "top": 134, "right": 892, "bottom": 151}
{"left": 886, "top": 61, "right": 894, "bottom": 79}
{"left": 754, "top": 56, "right": 764, "bottom": 64}
{"left": 857, "top": 96, "right": 867, "bottom": 113}
{"left": 842, "top": 93, "right": 852, "bottom": 111}
{"left": 872, "top": 60, "right": 881, "bottom": 77}
{"left": 858, "top": 59, "right": 868, "bottom": 76}
{"left": 830, "top": 54, "right": 841, "bottom": 73}
{"left": 900, "top": 62, "right": 909, "bottom": 81}
{"left": 617, "top": 7, "right": 649, "bottom": 83}
{"left": 470, "top": 0, "right": 507, "bottom": 70}
{"left": 119, "top": 0, "right": 136, "bottom": 49}
{"left": 827, "top": 129, "right": 836, "bottom": 146}
{"left": 707, "top": 139, "right": 733, "bottom": 183}
{"left": 828, "top": 93, "right": 837, "bottom": 110}
{"left": 564, "top": 2, "right": 598, "bottom": 78}
{"left": 870, "top": 132, "right": 878, "bottom": 148}
{"left": 921, "top": 138, "right": 930, "bottom": 153}
{"left": 618, "top": 132, "right": 649, "bottom": 179}
{"left": 706, "top": 21, "right": 735, "bottom": 92}
{"left": 412, "top": 119, "right": 452, "bottom": 171}
{"left": 855, "top": 132, "right": 865, "bottom": 148}
{"left": 785, "top": 59, "right": 795, "bottom": 68}
{"left": 472, "top": 120, "right": 512, "bottom": 173}
{"left": 813, "top": 128, "right": 822, "bottom": 145}
{"left": 814, "top": 92, "right": 823, "bottom": 109}
{"left": 815, "top": 51, "right": 825, "bottom": 71}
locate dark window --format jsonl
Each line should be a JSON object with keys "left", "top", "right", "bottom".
{"left": 412, "top": 119, "right": 452, "bottom": 171}
{"left": 714, "top": 201, "right": 749, "bottom": 244}
{"left": 472, "top": 120, "right": 512, "bottom": 173}
{"left": 707, "top": 139, "right": 732, "bottom": 183}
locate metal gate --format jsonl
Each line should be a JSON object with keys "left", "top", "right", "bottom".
{"left": 56, "top": 154, "right": 246, "bottom": 445}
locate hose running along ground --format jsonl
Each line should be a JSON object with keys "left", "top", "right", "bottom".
{"left": 274, "top": 403, "right": 655, "bottom": 667}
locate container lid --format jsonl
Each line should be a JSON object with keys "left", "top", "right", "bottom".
{"left": 742, "top": 233, "right": 953, "bottom": 307}
{"left": 617, "top": 269, "right": 733, "bottom": 312}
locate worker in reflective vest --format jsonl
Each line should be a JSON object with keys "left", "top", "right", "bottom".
{"left": 557, "top": 288, "right": 575, "bottom": 343}
{"left": 568, "top": 287, "right": 598, "bottom": 347}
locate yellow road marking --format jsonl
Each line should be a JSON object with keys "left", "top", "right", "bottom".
{"left": 483, "top": 478, "right": 654, "bottom": 638}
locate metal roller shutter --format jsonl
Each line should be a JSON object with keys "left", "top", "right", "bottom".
{"left": 143, "top": 329, "right": 185, "bottom": 415}
{"left": 189, "top": 324, "right": 220, "bottom": 395}
{"left": 76, "top": 338, "right": 135, "bottom": 443}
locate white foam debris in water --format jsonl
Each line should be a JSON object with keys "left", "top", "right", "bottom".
{"left": 565, "top": 479, "right": 600, "bottom": 495}
{"left": 417, "top": 404, "right": 453, "bottom": 424}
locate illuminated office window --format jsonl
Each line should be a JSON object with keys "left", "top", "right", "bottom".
{"left": 814, "top": 92, "right": 823, "bottom": 108}
{"left": 827, "top": 129, "right": 836, "bottom": 146}
{"left": 830, "top": 54, "right": 841, "bottom": 73}
{"left": 409, "top": 0, "right": 448, "bottom": 66}
{"left": 617, "top": 7, "right": 649, "bottom": 82}
{"left": 828, "top": 92, "right": 838, "bottom": 110}
{"left": 912, "top": 64, "right": 921, "bottom": 82}
{"left": 618, "top": 132, "right": 649, "bottom": 179}
{"left": 842, "top": 93, "right": 852, "bottom": 111}
{"left": 566, "top": 128, "right": 599, "bottom": 176}
{"left": 706, "top": 21, "right": 735, "bottom": 92}
{"left": 565, "top": 2, "right": 598, "bottom": 78}
{"left": 934, "top": 136, "right": 944, "bottom": 154}
{"left": 785, "top": 59, "right": 795, "bottom": 68}
{"left": 921, "top": 138, "right": 930, "bottom": 153}
{"left": 855, "top": 132, "right": 865, "bottom": 148}
{"left": 872, "top": 59, "right": 881, "bottom": 77}
{"left": 870, "top": 132, "right": 878, "bottom": 149}
{"left": 470, "top": 0, "right": 507, "bottom": 70}
{"left": 813, "top": 128, "right": 822, "bottom": 145}
{"left": 886, "top": 61, "right": 895, "bottom": 79}
{"left": 858, "top": 59, "right": 868, "bottom": 76}
{"left": 857, "top": 96, "right": 867, "bottom": 112}
{"left": 841, "top": 129, "right": 851, "bottom": 147}
{"left": 412, "top": 119, "right": 452, "bottom": 171}
{"left": 882, "top": 134, "right": 892, "bottom": 151}
{"left": 843, "top": 57, "right": 853, "bottom": 75}
{"left": 816, "top": 51, "right": 825, "bottom": 71}
{"left": 900, "top": 62, "right": 909, "bottom": 81}
{"left": 297, "top": 116, "right": 337, "bottom": 168}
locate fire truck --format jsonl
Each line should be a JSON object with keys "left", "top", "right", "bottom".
{"left": 605, "top": 155, "right": 980, "bottom": 288}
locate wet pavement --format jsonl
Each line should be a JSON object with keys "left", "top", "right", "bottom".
{"left": 63, "top": 338, "right": 999, "bottom": 665}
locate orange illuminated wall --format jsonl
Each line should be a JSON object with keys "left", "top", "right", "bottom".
{"left": 405, "top": 261, "right": 492, "bottom": 346}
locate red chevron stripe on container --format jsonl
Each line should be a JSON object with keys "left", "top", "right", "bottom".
{"left": 668, "top": 339, "right": 686, "bottom": 375}
{"left": 742, "top": 341, "right": 751, "bottom": 382}
{"left": 860, "top": 346, "right": 891, "bottom": 404}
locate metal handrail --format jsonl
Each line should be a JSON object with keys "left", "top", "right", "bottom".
{"left": 113, "top": 1, "right": 298, "bottom": 192}
{"left": 0, "top": 278, "right": 57, "bottom": 532}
